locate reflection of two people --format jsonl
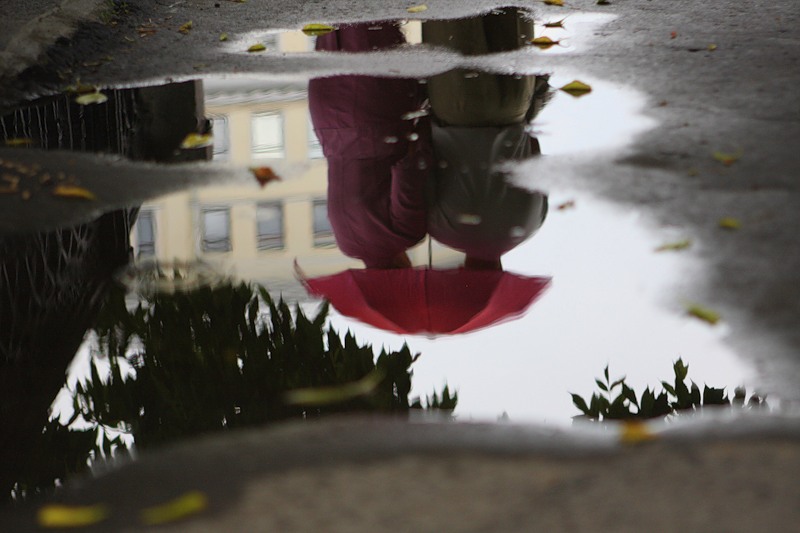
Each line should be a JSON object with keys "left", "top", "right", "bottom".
{"left": 308, "top": 9, "right": 548, "bottom": 271}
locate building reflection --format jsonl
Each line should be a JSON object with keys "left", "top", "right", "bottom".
{"left": 132, "top": 28, "right": 460, "bottom": 295}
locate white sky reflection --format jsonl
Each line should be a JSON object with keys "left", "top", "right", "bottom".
{"left": 324, "top": 198, "right": 751, "bottom": 426}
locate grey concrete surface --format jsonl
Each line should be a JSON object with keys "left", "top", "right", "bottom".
{"left": 0, "top": 0, "right": 108, "bottom": 82}
{"left": 2, "top": 416, "right": 800, "bottom": 531}
{"left": 1, "top": 0, "right": 800, "bottom": 531}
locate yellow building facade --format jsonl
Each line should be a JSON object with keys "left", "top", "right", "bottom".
{"left": 132, "top": 28, "right": 457, "bottom": 298}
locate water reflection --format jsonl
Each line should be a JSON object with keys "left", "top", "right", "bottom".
{"left": 0, "top": 7, "right": 754, "bottom": 506}
{"left": 0, "top": 82, "right": 209, "bottom": 499}
{"left": 301, "top": 16, "right": 550, "bottom": 335}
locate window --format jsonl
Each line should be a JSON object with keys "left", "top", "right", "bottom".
{"left": 210, "top": 115, "right": 229, "bottom": 160}
{"left": 307, "top": 115, "right": 323, "bottom": 159}
{"left": 256, "top": 203, "right": 284, "bottom": 251}
{"left": 251, "top": 112, "right": 284, "bottom": 159}
{"left": 312, "top": 199, "right": 336, "bottom": 248}
{"left": 201, "top": 207, "right": 231, "bottom": 252}
{"left": 135, "top": 209, "right": 156, "bottom": 258}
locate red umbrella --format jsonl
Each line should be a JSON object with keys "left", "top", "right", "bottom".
{"left": 300, "top": 267, "right": 551, "bottom": 335}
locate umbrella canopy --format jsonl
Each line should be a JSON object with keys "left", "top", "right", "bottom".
{"left": 301, "top": 268, "right": 551, "bottom": 335}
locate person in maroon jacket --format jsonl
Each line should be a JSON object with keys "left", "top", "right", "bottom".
{"left": 308, "top": 23, "right": 432, "bottom": 269}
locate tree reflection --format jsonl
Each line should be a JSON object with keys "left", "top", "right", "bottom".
{"left": 1, "top": 209, "right": 137, "bottom": 501}
{"left": 6, "top": 280, "right": 453, "bottom": 501}
{"left": 571, "top": 360, "right": 769, "bottom": 422}
{"left": 77, "top": 281, "right": 447, "bottom": 449}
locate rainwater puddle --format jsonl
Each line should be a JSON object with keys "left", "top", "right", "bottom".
{"left": 0, "top": 7, "right": 771, "bottom": 504}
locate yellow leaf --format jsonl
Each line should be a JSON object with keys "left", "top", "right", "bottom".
{"left": 543, "top": 18, "right": 567, "bottom": 28}
{"left": 4, "top": 138, "right": 34, "bottom": 147}
{"left": 654, "top": 239, "right": 692, "bottom": 252}
{"left": 219, "top": 32, "right": 228, "bottom": 41}
{"left": 543, "top": 0, "right": 564, "bottom": 5}
{"left": 75, "top": 91, "right": 108, "bottom": 105}
{"left": 180, "top": 133, "right": 213, "bottom": 149}
{"left": 406, "top": 4, "right": 428, "bottom": 13}
{"left": 249, "top": 166, "right": 281, "bottom": 187}
{"left": 140, "top": 491, "right": 208, "bottom": 525}
{"left": 708, "top": 43, "right": 717, "bottom": 51}
{"left": 301, "top": 23, "right": 335, "bottom": 36}
{"left": 530, "top": 36, "right": 560, "bottom": 49}
{"left": 248, "top": 43, "right": 266, "bottom": 52}
{"left": 713, "top": 150, "right": 741, "bottom": 166}
{"left": 66, "top": 82, "right": 98, "bottom": 94}
{"left": 619, "top": 421, "right": 656, "bottom": 444}
{"left": 178, "top": 21, "right": 193, "bottom": 34}
{"left": 559, "top": 80, "right": 592, "bottom": 97}
{"left": 53, "top": 185, "right": 96, "bottom": 200}
{"left": 718, "top": 217, "right": 741, "bottom": 230}
{"left": 284, "top": 368, "right": 386, "bottom": 406}
{"left": 38, "top": 504, "right": 109, "bottom": 528}
{"left": 686, "top": 304, "right": 721, "bottom": 325}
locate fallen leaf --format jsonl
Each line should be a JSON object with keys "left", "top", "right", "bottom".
{"left": 401, "top": 109, "right": 429, "bottom": 120}
{"left": 686, "top": 304, "right": 721, "bottom": 325}
{"left": 250, "top": 166, "right": 281, "bottom": 187}
{"left": 713, "top": 150, "right": 741, "bottom": 166}
{"left": 559, "top": 80, "right": 592, "bottom": 97}
{"left": 219, "top": 32, "right": 228, "bottom": 41}
{"left": 597, "top": 0, "right": 610, "bottom": 4}
{"left": 655, "top": 239, "right": 692, "bottom": 252}
{"left": 302, "top": 23, "right": 336, "bottom": 36}
{"left": 619, "top": 421, "right": 656, "bottom": 444}
{"left": 556, "top": 200, "right": 575, "bottom": 210}
{"left": 457, "top": 214, "right": 482, "bottom": 225}
{"left": 75, "top": 91, "right": 108, "bottom": 105}
{"left": 708, "top": 43, "right": 717, "bottom": 51}
{"left": 670, "top": 31, "right": 677, "bottom": 39}
{"left": 543, "top": 0, "right": 564, "bottom": 5}
{"left": 178, "top": 21, "right": 192, "bottom": 34}
{"left": 247, "top": 43, "right": 266, "bottom": 52}
{"left": 530, "top": 36, "right": 560, "bottom": 49}
{"left": 543, "top": 18, "right": 566, "bottom": 28}
{"left": 53, "top": 185, "right": 96, "bottom": 200}
{"left": 2, "top": 174, "right": 20, "bottom": 187}
{"left": 284, "top": 368, "right": 386, "bottom": 406}
{"left": 180, "top": 133, "right": 213, "bottom": 149}
{"left": 38, "top": 504, "right": 109, "bottom": 528}
{"left": 140, "top": 491, "right": 208, "bottom": 525}
{"left": 66, "top": 81, "right": 97, "bottom": 94}
{"left": 137, "top": 22, "right": 158, "bottom": 37}
{"left": 4, "top": 138, "right": 34, "bottom": 147}
{"left": 406, "top": 4, "right": 428, "bottom": 13}
{"left": 718, "top": 217, "right": 741, "bottom": 230}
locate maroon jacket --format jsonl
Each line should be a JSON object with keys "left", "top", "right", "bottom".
{"left": 308, "top": 24, "right": 431, "bottom": 268}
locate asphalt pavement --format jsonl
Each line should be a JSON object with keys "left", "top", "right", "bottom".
{"left": 1, "top": 0, "right": 800, "bottom": 530}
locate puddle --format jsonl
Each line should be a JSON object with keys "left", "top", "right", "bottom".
{"left": 0, "top": 8, "right": 772, "bottom": 503}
